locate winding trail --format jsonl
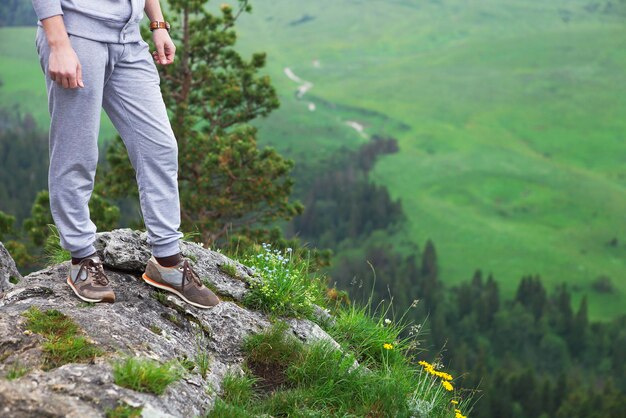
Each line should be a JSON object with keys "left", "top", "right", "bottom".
{"left": 284, "top": 66, "right": 367, "bottom": 137}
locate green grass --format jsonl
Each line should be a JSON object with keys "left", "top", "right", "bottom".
{"left": 22, "top": 306, "right": 104, "bottom": 370}
{"left": 194, "top": 331, "right": 212, "bottom": 379}
{"left": 112, "top": 356, "right": 183, "bottom": 395}
{"left": 209, "top": 318, "right": 472, "bottom": 417}
{"left": 5, "top": 361, "right": 29, "bottom": 380}
{"left": 218, "top": 262, "right": 239, "bottom": 279}
{"left": 241, "top": 320, "right": 304, "bottom": 391}
{"left": 324, "top": 300, "right": 420, "bottom": 371}
{"left": 104, "top": 403, "right": 143, "bottom": 418}
{"left": 43, "top": 224, "right": 70, "bottom": 265}
{"left": 4, "top": 1, "right": 626, "bottom": 319}
{"left": 230, "top": 0, "right": 626, "bottom": 320}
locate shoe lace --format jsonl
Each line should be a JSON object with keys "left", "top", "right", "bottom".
{"left": 180, "top": 258, "right": 203, "bottom": 289}
{"left": 82, "top": 258, "right": 110, "bottom": 286}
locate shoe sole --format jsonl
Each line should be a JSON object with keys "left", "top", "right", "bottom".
{"left": 66, "top": 276, "right": 115, "bottom": 303}
{"left": 142, "top": 273, "right": 217, "bottom": 309}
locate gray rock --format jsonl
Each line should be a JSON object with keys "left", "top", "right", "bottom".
{"left": 95, "top": 228, "right": 152, "bottom": 272}
{"left": 0, "top": 241, "right": 22, "bottom": 293}
{"left": 0, "top": 228, "right": 343, "bottom": 417}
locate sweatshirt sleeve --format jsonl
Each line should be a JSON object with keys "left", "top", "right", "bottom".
{"left": 31, "top": 0, "right": 64, "bottom": 21}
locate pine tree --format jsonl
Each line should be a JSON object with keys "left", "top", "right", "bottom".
{"left": 98, "top": 0, "right": 302, "bottom": 249}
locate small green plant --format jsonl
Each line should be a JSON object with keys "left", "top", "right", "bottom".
{"left": 8, "top": 275, "right": 20, "bottom": 284}
{"left": 149, "top": 325, "right": 163, "bottom": 335}
{"left": 22, "top": 306, "right": 103, "bottom": 370}
{"left": 104, "top": 403, "right": 143, "bottom": 418}
{"left": 78, "top": 302, "right": 96, "bottom": 308}
{"left": 241, "top": 243, "right": 325, "bottom": 319}
{"left": 112, "top": 356, "right": 182, "bottom": 395}
{"left": 182, "top": 226, "right": 201, "bottom": 243}
{"left": 5, "top": 361, "right": 29, "bottom": 380}
{"left": 152, "top": 290, "right": 169, "bottom": 305}
{"left": 222, "top": 371, "right": 259, "bottom": 405}
{"left": 194, "top": 331, "right": 212, "bottom": 379}
{"left": 162, "top": 313, "right": 183, "bottom": 328}
{"left": 218, "top": 262, "right": 239, "bottom": 278}
{"left": 43, "top": 224, "right": 71, "bottom": 265}
{"left": 186, "top": 253, "right": 198, "bottom": 263}
{"left": 178, "top": 355, "right": 196, "bottom": 372}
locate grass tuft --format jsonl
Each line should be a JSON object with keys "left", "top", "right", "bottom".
{"left": 104, "top": 403, "right": 143, "bottom": 418}
{"left": 5, "top": 361, "right": 29, "bottom": 380}
{"left": 241, "top": 320, "right": 303, "bottom": 393}
{"left": 149, "top": 324, "right": 163, "bottom": 335}
{"left": 218, "top": 262, "right": 239, "bottom": 279}
{"left": 43, "top": 224, "right": 71, "bottom": 265}
{"left": 112, "top": 356, "right": 182, "bottom": 395}
{"left": 194, "top": 331, "right": 212, "bottom": 379}
{"left": 22, "top": 306, "right": 103, "bottom": 370}
{"left": 325, "top": 301, "right": 418, "bottom": 370}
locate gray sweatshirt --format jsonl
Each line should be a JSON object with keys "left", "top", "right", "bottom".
{"left": 31, "top": 0, "right": 146, "bottom": 44}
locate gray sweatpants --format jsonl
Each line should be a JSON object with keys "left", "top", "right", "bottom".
{"left": 35, "top": 26, "right": 184, "bottom": 259}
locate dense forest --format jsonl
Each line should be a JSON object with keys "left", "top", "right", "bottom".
{"left": 287, "top": 135, "right": 626, "bottom": 418}
{"left": 0, "top": 106, "right": 49, "bottom": 223}
{"left": 0, "top": 0, "right": 36, "bottom": 26}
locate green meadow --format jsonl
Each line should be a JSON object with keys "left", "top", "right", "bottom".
{"left": 2, "top": 0, "right": 626, "bottom": 319}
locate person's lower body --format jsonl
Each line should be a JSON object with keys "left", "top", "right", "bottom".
{"left": 35, "top": 27, "right": 184, "bottom": 266}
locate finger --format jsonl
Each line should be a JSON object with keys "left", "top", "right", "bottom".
{"left": 156, "top": 43, "right": 167, "bottom": 65}
{"left": 68, "top": 71, "right": 77, "bottom": 89}
{"left": 62, "top": 76, "right": 70, "bottom": 89}
{"left": 76, "top": 63, "right": 84, "bottom": 88}
{"left": 166, "top": 45, "right": 175, "bottom": 63}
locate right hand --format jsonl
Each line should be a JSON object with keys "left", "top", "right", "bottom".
{"left": 49, "top": 41, "right": 84, "bottom": 89}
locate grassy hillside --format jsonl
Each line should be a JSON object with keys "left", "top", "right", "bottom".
{"left": 231, "top": 0, "right": 626, "bottom": 320}
{"left": 2, "top": 0, "right": 626, "bottom": 319}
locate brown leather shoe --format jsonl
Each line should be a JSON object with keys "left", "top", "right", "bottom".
{"left": 142, "top": 256, "right": 220, "bottom": 309}
{"left": 66, "top": 256, "right": 115, "bottom": 303}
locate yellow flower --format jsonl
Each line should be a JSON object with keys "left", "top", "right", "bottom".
{"left": 442, "top": 380, "right": 453, "bottom": 391}
{"left": 435, "top": 370, "right": 453, "bottom": 381}
{"left": 383, "top": 343, "right": 394, "bottom": 350}
{"left": 451, "top": 400, "right": 459, "bottom": 405}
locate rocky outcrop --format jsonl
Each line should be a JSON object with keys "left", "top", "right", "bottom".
{"left": 0, "top": 228, "right": 341, "bottom": 417}
{"left": 0, "top": 241, "right": 22, "bottom": 293}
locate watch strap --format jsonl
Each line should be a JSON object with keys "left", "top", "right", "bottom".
{"left": 150, "top": 21, "right": 170, "bottom": 32}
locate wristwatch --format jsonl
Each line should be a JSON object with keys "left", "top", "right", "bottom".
{"left": 149, "top": 21, "right": 171, "bottom": 32}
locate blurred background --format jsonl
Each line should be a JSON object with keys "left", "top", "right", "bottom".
{"left": 1, "top": 1, "right": 625, "bottom": 416}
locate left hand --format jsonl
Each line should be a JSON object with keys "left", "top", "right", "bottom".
{"left": 151, "top": 29, "right": 175, "bottom": 65}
